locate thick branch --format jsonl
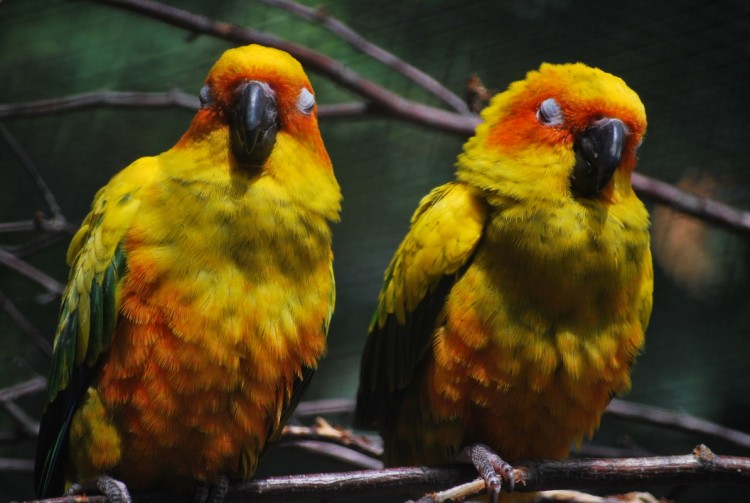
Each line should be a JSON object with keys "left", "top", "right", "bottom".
{"left": 17, "top": 446, "right": 750, "bottom": 503}
{"left": 262, "top": 0, "right": 470, "bottom": 114}
{"left": 91, "top": 0, "right": 479, "bottom": 135}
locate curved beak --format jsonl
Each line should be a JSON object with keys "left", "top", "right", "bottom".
{"left": 571, "top": 117, "right": 625, "bottom": 198}
{"left": 230, "top": 81, "right": 279, "bottom": 169}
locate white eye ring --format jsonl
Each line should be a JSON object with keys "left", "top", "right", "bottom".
{"left": 297, "top": 88, "right": 316, "bottom": 115}
{"left": 537, "top": 97, "right": 564, "bottom": 126}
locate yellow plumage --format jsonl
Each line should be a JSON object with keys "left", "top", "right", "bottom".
{"left": 35, "top": 44, "right": 340, "bottom": 501}
{"left": 356, "top": 62, "right": 652, "bottom": 500}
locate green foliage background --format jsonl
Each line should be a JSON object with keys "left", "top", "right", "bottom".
{"left": 1, "top": 0, "right": 749, "bottom": 501}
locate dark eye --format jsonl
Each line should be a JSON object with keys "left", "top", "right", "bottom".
{"left": 537, "top": 98, "right": 563, "bottom": 126}
{"left": 199, "top": 85, "right": 212, "bottom": 107}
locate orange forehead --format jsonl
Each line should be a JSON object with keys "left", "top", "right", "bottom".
{"left": 206, "top": 44, "right": 313, "bottom": 110}
{"left": 486, "top": 62, "right": 647, "bottom": 151}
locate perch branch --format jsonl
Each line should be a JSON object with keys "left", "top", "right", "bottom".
{"left": 16, "top": 446, "right": 750, "bottom": 503}
{"left": 262, "top": 0, "right": 471, "bottom": 114}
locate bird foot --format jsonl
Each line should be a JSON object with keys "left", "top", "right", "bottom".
{"left": 194, "top": 474, "right": 230, "bottom": 503}
{"left": 65, "top": 475, "right": 132, "bottom": 503}
{"left": 459, "top": 443, "right": 514, "bottom": 503}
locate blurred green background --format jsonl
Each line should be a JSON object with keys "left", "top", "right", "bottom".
{"left": 1, "top": 0, "right": 749, "bottom": 501}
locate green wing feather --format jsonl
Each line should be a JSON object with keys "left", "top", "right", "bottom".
{"left": 354, "top": 182, "right": 487, "bottom": 429}
{"left": 34, "top": 158, "right": 151, "bottom": 497}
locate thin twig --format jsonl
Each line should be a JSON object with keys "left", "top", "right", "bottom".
{"left": 632, "top": 172, "right": 750, "bottom": 234}
{"left": 0, "top": 89, "right": 198, "bottom": 119}
{"left": 0, "top": 376, "right": 47, "bottom": 403}
{"left": 262, "top": 0, "right": 470, "bottom": 114}
{"left": 2, "top": 400, "right": 39, "bottom": 436}
{"left": 91, "top": 0, "right": 480, "bottom": 135}
{"left": 0, "top": 289, "right": 53, "bottom": 357}
{"left": 292, "top": 398, "right": 357, "bottom": 418}
{"left": 607, "top": 398, "right": 750, "bottom": 451}
{"left": 280, "top": 418, "right": 382, "bottom": 460}
{"left": 0, "top": 122, "right": 65, "bottom": 221}
{"left": 318, "top": 101, "right": 369, "bottom": 119}
{"left": 0, "top": 218, "right": 77, "bottom": 234}
{"left": 0, "top": 93, "right": 367, "bottom": 122}
{"left": 0, "top": 458, "right": 34, "bottom": 472}
{"left": 0, "top": 430, "right": 34, "bottom": 447}
{"left": 0, "top": 248, "right": 65, "bottom": 296}
{"left": 4, "top": 231, "right": 75, "bottom": 258}
{"left": 274, "top": 440, "right": 383, "bottom": 469}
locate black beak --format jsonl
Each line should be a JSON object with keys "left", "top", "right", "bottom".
{"left": 231, "top": 81, "right": 279, "bottom": 169}
{"left": 571, "top": 117, "right": 625, "bottom": 198}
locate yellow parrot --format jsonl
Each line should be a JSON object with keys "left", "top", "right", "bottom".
{"left": 34, "top": 44, "right": 341, "bottom": 503}
{"left": 356, "top": 63, "right": 652, "bottom": 501}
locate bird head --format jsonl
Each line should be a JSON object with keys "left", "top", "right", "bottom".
{"left": 180, "top": 44, "right": 329, "bottom": 171}
{"left": 458, "top": 63, "right": 647, "bottom": 203}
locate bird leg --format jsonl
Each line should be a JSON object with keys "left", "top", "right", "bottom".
{"left": 458, "top": 443, "right": 514, "bottom": 503}
{"left": 194, "top": 474, "right": 230, "bottom": 503}
{"left": 65, "top": 474, "right": 132, "bottom": 503}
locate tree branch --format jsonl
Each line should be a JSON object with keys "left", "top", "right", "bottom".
{"left": 0, "top": 248, "right": 64, "bottom": 296}
{"left": 90, "top": 0, "right": 479, "bottom": 136}
{"left": 0, "top": 458, "right": 34, "bottom": 473}
{"left": 0, "top": 289, "right": 53, "bottom": 357}
{"left": 15, "top": 446, "right": 750, "bottom": 503}
{"left": 0, "top": 123, "right": 65, "bottom": 222}
{"left": 0, "top": 377, "right": 47, "bottom": 403}
{"left": 0, "top": 90, "right": 199, "bottom": 119}
{"left": 606, "top": 398, "right": 750, "bottom": 451}
{"left": 262, "top": 0, "right": 471, "bottom": 114}
{"left": 291, "top": 398, "right": 750, "bottom": 455}
{"left": 632, "top": 172, "right": 750, "bottom": 233}
{"left": 280, "top": 418, "right": 382, "bottom": 461}
{"left": 0, "top": 92, "right": 369, "bottom": 123}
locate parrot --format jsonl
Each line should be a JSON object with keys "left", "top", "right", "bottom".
{"left": 34, "top": 44, "right": 341, "bottom": 503}
{"left": 355, "top": 62, "right": 652, "bottom": 501}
